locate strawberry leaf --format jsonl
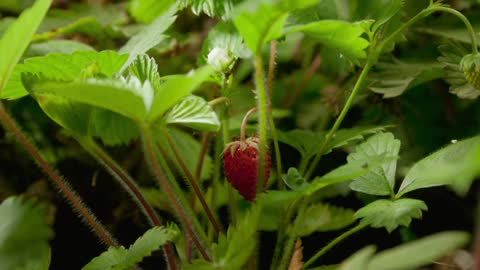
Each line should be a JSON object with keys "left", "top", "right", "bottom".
{"left": 438, "top": 42, "right": 480, "bottom": 99}
{"left": 233, "top": 0, "right": 317, "bottom": 54}
{"left": 82, "top": 226, "right": 178, "bottom": 270}
{"left": 368, "top": 231, "right": 469, "bottom": 270}
{"left": 397, "top": 135, "right": 480, "bottom": 197}
{"left": 184, "top": 206, "right": 260, "bottom": 270}
{"left": 164, "top": 95, "right": 220, "bottom": 132}
{"left": 294, "top": 203, "right": 355, "bottom": 236}
{"left": 179, "top": 0, "right": 241, "bottom": 19}
{"left": 128, "top": 0, "right": 177, "bottom": 23}
{"left": 127, "top": 54, "right": 162, "bottom": 91}
{"left": 348, "top": 132, "right": 400, "bottom": 196}
{"left": 355, "top": 198, "right": 427, "bottom": 233}
{"left": 305, "top": 153, "right": 398, "bottom": 196}
{"left": 278, "top": 126, "right": 388, "bottom": 162}
{"left": 2, "top": 50, "right": 128, "bottom": 100}
{"left": 119, "top": 7, "right": 177, "bottom": 72}
{"left": 0, "top": 196, "right": 53, "bottom": 270}
{"left": 147, "top": 65, "right": 213, "bottom": 123}
{"left": 285, "top": 20, "right": 370, "bottom": 62}
{"left": 338, "top": 246, "right": 376, "bottom": 270}
{"left": 0, "top": 0, "right": 52, "bottom": 94}
{"left": 369, "top": 59, "right": 445, "bottom": 98}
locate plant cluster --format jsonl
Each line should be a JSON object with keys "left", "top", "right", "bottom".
{"left": 1, "top": 0, "right": 480, "bottom": 269}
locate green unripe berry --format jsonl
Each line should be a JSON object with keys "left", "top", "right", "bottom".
{"left": 460, "top": 53, "right": 480, "bottom": 89}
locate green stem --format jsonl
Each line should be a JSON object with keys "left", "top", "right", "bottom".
{"left": 377, "top": 5, "right": 478, "bottom": 56}
{"left": 304, "top": 59, "right": 374, "bottom": 180}
{"left": 0, "top": 102, "right": 119, "bottom": 247}
{"left": 208, "top": 96, "right": 229, "bottom": 107}
{"left": 219, "top": 81, "right": 238, "bottom": 224}
{"left": 268, "top": 40, "right": 278, "bottom": 96}
{"left": 163, "top": 129, "right": 221, "bottom": 236}
{"left": 141, "top": 125, "right": 211, "bottom": 261}
{"left": 429, "top": 6, "right": 478, "bottom": 53}
{"left": 270, "top": 200, "right": 299, "bottom": 270}
{"left": 265, "top": 41, "right": 284, "bottom": 189}
{"left": 254, "top": 53, "right": 269, "bottom": 194}
{"left": 78, "top": 137, "right": 178, "bottom": 270}
{"left": 303, "top": 223, "right": 367, "bottom": 269}
{"left": 195, "top": 132, "right": 211, "bottom": 182}
{"left": 269, "top": 115, "right": 283, "bottom": 189}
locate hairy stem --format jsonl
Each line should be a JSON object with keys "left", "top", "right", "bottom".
{"left": 268, "top": 40, "right": 278, "bottom": 95}
{"left": 195, "top": 132, "right": 211, "bottom": 182}
{"left": 240, "top": 107, "right": 258, "bottom": 142}
{"left": 78, "top": 137, "right": 178, "bottom": 269}
{"left": 163, "top": 129, "right": 221, "bottom": 236}
{"left": 303, "top": 223, "right": 367, "bottom": 268}
{"left": 254, "top": 53, "right": 269, "bottom": 194}
{"left": 0, "top": 102, "right": 118, "bottom": 247}
{"left": 304, "top": 59, "right": 374, "bottom": 179}
{"left": 266, "top": 41, "right": 284, "bottom": 188}
{"left": 141, "top": 126, "right": 211, "bottom": 261}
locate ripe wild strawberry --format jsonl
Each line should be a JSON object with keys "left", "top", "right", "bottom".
{"left": 223, "top": 136, "right": 271, "bottom": 201}
{"left": 460, "top": 53, "right": 480, "bottom": 89}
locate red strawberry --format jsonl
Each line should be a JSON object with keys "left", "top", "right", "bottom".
{"left": 223, "top": 136, "right": 271, "bottom": 201}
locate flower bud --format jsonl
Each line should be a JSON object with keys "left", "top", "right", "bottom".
{"left": 460, "top": 53, "right": 480, "bottom": 89}
{"left": 207, "top": 47, "right": 235, "bottom": 72}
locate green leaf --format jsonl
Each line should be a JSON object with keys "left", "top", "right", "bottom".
{"left": 199, "top": 22, "right": 251, "bottom": 66}
{"left": 348, "top": 132, "right": 400, "bottom": 196}
{"left": 127, "top": 54, "right": 162, "bottom": 91}
{"left": 25, "top": 40, "right": 95, "bottom": 57}
{"left": 129, "top": 0, "right": 177, "bottom": 23}
{"left": 184, "top": 206, "right": 260, "bottom": 270}
{"left": 119, "top": 7, "right": 177, "bottom": 71}
{"left": 0, "top": 0, "right": 52, "bottom": 93}
{"left": 438, "top": 42, "right": 480, "bottom": 99}
{"left": 295, "top": 203, "right": 355, "bottom": 236}
{"left": 355, "top": 199, "right": 428, "bottom": 233}
{"left": 164, "top": 95, "right": 220, "bottom": 132}
{"left": 148, "top": 65, "right": 213, "bottom": 123}
{"left": 0, "top": 0, "right": 34, "bottom": 13}
{"left": 325, "top": 126, "right": 391, "bottom": 153}
{"left": 354, "top": 0, "right": 404, "bottom": 33}
{"left": 2, "top": 50, "right": 128, "bottom": 100}
{"left": 278, "top": 129, "right": 323, "bottom": 160}
{"left": 338, "top": 246, "right": 376, "bottom": 270}
{"left": 368, "top": 231, "right": 469, "bottom": 270}
{"left": 397, "top": 136, "right": 480, "bottom": 197}
{"left": 179, "top": 0, "right": 241, "bottom": 19}
{"left": 278, "top": 126, "right": 388, "bottom": 161}
{"left": 256, "top": 191, "right": 301, "bottom": 231}
{"left": 369, "top": 59, "right": 445, "bottom": 98}
{"left": 284, "top": 167, "right": 309, "bottom": 191}
{"left": 82, "top": 226, "right": 178, "bottom": 270}
{"left": 0, "top": 196, "right": 53, "bottom": 270}
{"left": 232, "top": 0, "right": 317, "bottom": 53}
{"left": 23, "top": 74, "right": 153, "bottom": 121}
{"left": 305, "top": 154, "right": 398, "bottom": 195}
{"left": 285, "top": 20, "right": 370, "bottom": 62}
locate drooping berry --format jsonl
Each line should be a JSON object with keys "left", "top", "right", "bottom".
{"left": 223, "top": 136, "right": 271, "bottom": 201}
{"left": 460, "top": 53, "right": 480, "bottom": 89}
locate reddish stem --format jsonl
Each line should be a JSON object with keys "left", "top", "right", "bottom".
{"left": 0, "top": 102, "right": 118, "bottom": 247}
{"left": 240, "top": 107, "right": 258, "bottom": 142}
